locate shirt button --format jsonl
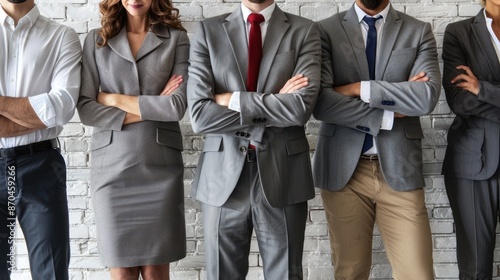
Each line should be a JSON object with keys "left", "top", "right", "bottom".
{"left": 239, "top": 146, "right": 247, "bottom": 153}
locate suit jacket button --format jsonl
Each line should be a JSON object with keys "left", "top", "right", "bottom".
{"left": 262, "top": 118, "right": 267, "bottom": 122}
{"left": 235, "top": 131, "right": 241, "bottom": 136}
{"left": 239, "top": 146, "right": 247, "bottom": 153}
{"left": 391, "top": 101, "right": 396, "bottom": 105}
{"left": 381, "top": 101, "right": 387, "bottom": 105}
{"left": 245, "top": 133, "right": 250, "bottom": 138}
{"left": 253, "top": 118, "right": 258, "bottom": 123}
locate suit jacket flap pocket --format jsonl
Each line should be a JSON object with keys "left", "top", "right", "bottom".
{"left": 286, "top": 137, "right": 310, "bottom": 156}
{"left": 157, "top": 128, "right": 183, "bottom": 151}
{"left": 404, "top": 124, "right": 424, "bottom": 139}
{"left": 91, "top": 130, "right": 112, "bottom": 151}
{"left": 318, "top": 124, "right": 335, "bottom": 136}
{"left": 202, "top": 136, "right": 223, "bottom": 152}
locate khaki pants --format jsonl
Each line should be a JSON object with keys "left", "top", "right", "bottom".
{"left": 321, "top": 159, "right": 434, "bottom": 280}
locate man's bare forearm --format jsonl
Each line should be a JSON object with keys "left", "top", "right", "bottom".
{"left": 0, "top": 115, "right": 39, "bottom": 137}
{"left": 0, "top": 96, "right": 46, "bottom": 129}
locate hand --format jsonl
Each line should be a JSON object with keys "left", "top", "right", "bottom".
{"left": 279, "top": 74, "right": 308, "bottom": 93}
{"left": 334, "top": 82, "right": 361, "bottom": 97}
{"left": 394, "top": 112, "right": 406, "bottom": 118}
{"left": 160, "top": 75, "right": 183, "bottom": 96}
{"left": 409, "top": 72, "right": 429, "bottom": 82}
{"left": 451, "top": 65, "right": 480, "bottom": 95}
{"left": 97, "top": 92, "right": 116, "bottom": 106}
{"left": 214, "top": 92, "right": 232, "bottom": 107}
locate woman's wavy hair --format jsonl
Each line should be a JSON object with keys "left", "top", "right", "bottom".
{"left": 481, "top": 0, "right": 485, "bottom": 7}
{"left": 97, "top": 0, "right": 185, "bottom": 47}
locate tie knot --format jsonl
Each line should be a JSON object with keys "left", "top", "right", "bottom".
{"left": 248, "top": 13, "right": 265, "bottom": 25}
{"left": 363, "top": 15, "right": 382, "bottom": 27}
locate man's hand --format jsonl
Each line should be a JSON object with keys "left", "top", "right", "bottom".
{"left": 214, "top": 92, "right": 232, "bottom": 107}
{"left": 160, "top": 75, "right": 183, "bottom": 96}
{"left": 409, "top": 71, "right": 429, "bottom": 82}
{"left": 451, "top": 65, "right": 480, "bottom": 95}
{"left": 334, "top": 82, "right": 361, "bottom": 97}
{"left": 97, "top": 92, "right": 117, "bottom": 106}
{"left": 279, "top": 74, "right": 308, "bottom": 93}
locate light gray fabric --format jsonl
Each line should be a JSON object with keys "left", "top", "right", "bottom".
{"left": 187, "top": 6, "right": 321, "bottom": 208}
{"left": 77, "top": 25, "right": 189, "bottom": 267}
{"left": 442, "top": 10, "right": 500, "bottom": 181}
{"left": 312, "top": 5, "right": 441, "bottom": 191}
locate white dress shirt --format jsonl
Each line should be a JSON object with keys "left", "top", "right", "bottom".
{"left": 228, "top": 2, "right": 276, "bottom": 112}
{"left": 484, "top": 9, "right": 500, "bottom": 63}
{"left": 0, "top": 5, "right": 81, "bottom": 148}
{"left": 354, "top": 3, "right": 394, "bottom": 155}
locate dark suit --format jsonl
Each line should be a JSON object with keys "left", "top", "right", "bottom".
{"left": 313, "top": 3, "right": 439, "bottom": 279}
{"left": 442, "top": 9, "right": 500, "bottom": 279}
{"left": 187, "top": 3, "right": 320, "bottom": 279}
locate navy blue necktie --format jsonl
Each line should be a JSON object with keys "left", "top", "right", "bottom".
{"left": 361, "top": 15, "right": 382, "bottom": 154}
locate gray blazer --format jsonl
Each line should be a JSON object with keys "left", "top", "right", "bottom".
{"left": 187, "top": 6, "right": 321, "bottom": 208}
{"left": 313, "top": 5, "right": 440, "bottom": 191}
{"left": 78, "top": 25, "right": 189, "bottom": 149}
{"left": 442, "top": 10, "right": 500, "bottom": 181}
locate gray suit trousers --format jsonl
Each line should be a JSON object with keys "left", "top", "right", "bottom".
{"left": 445, "top": 172, "right": 500, "bottom": 280}
{"left": 202, "top": 159, "right": 307, "bottom": 280}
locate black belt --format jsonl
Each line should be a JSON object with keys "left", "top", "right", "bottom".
{"left": 0, "top": 139, "right": 59, "bottom": 158}
{"left": 360, "top": 154, "right": 378, "bottom": 161}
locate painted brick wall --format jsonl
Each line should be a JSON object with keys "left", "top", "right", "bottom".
{"left": 8, "top": 0, "right": 497, "bottom": 279}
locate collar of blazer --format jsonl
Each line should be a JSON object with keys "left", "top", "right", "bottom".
{"left": 471, "top": 9, "right": 500, "bottom": 81}
{"left": 222, "top": 6, "right": 290, "bottom": 92}
{"left": 342, "top": 4, "right": 402, "bottom": 81}
{"left": 107, "top": 24, "right": 171, "bottom": 63}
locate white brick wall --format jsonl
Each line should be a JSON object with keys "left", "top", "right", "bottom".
{"left": 9, "top": 0, "right": 500, "bottom": 279}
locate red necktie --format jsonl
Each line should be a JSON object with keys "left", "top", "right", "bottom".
{"left": 247, "top": 13, "right": 265, "bottom": 92}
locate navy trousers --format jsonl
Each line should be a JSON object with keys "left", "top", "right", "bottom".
{"left": 0, "top": 148, "right": 70, "bottom": 280}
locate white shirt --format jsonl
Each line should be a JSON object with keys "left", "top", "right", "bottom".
{"left": 354, "top": 3, "right": 393, "bottom": 154}
{"left": 484, "top": 9, "right": 500, "bottom": 63}
{"left": 228, "top": 2, "right": 276, "bottom": 112}
{"left": 0, "top": 5, "right": 81, "bottom": 148}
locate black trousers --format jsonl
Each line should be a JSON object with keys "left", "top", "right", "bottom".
{"left": 0, "top": 148, "right": 69, "bottom": 280}
{"left": 445, "top": 171, "right": 500, "bottom": 280}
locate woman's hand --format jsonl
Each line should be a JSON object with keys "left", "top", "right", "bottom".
{"left": 160, "top": 75, "right": 183, "bottom": 96}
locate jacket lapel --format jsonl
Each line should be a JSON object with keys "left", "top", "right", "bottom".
{"left": 108, "top": 27, "right": 135, "bottom": 63}
{"left": 136, "top": 24, "right": 170, "bottom": 62}
{"left": 471, "top": 10, "right": 500, "bottom": 81}
{"left": 376, "top": 6, "right": 401, "bottom": 80}
{"left": 223, "top": 9, "right": 248, "bottom": 90}
{"left": 257, "top": 7, "right": 290, "bottom": 92}
{"left": 342, "top": 6, "right": 370, "bottom": 80}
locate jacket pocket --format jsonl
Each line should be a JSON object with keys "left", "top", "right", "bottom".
{"left": 286, "top": 136, "right": 310, "bottom": 156}
{"left": 202, "top": 136, "right": 223, "bottom": 152}
{"left": 404, "top": 124, "right": 424, "bottom": 139}
{"left": 90, "top": 130, "right": 112, "bottom": 151}
{"left": 446, "top": 128, "right": 484, "bottom": 176}
{"left": 156, "top": 128, "right": 183, "bottom": 151}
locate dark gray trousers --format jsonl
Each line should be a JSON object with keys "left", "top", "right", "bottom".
{"left": 0, "top": 149, "right": 69, "bottom": 280}
{"left": 445, "top": 172, "right": 500, "bottom": 280}
{"left": 202, "top": 159, "right": 307, "bottom": 280}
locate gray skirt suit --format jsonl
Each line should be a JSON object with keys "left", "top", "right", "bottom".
{"left": 77, "top": 25, "right": 189, "bottom": 267}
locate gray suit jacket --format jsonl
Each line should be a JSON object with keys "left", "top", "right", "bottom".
{"left": 442, "top": 10, "right": 500, "bottom": 181}
{"left": 313, "top": 5, "right": 440, "bottom": 191}
{"left": 78, "top": 25, "right": 189, "bottom": 153}
{"left": 187, "top": 6, "right": 321, "bottom": 208}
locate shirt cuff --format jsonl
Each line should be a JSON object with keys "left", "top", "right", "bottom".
{"left": 228, "top": 91, "right": 241, "bottom": 112}
{"left": 380, "top": 110, "right": 394, "bottom": 130}
{"left": 28, "top": 94, "right": 56, "bottom": 127}
{"left": 360, "top": 81, "right": 371, "bottom": 103}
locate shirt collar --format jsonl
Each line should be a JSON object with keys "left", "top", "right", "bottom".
{"left": 0, "top": 4, "right": 39, "bottom": 27}
{"left": 484, "top": 8, "right": 493, "bottom": 25}
{"left": 241, "top": 1, "right": 276, "bottom": 24}
{"left": 354, "top": 2, "right": 390, "bottom": 24}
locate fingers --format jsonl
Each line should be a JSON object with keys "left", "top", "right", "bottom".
{"left": 279, "top": 74, "right": 308, "bottom": 93}
{"left": 161, "top": 75, "right": 183, "bottom": 96}
{"left": 456, "top": 65, "right": 477, "bottom": 79}
{"left": 408, "top": 72, "right": 426, "bottom": 82}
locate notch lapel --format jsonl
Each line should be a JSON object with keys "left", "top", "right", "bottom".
{"left": 376, "top": 7, "right": 401, "bottom": 80}
{"left": 342, "top": 6, "right": 370, "bottom": 80}
{"left": 135, "top": 25, "right": 170, "bottom": 62}
{"left": 108, "top": 27, "right": 135, "bottom": 63}
{"left": 471, "top": 11, "right": 500, "bottom": 81}
{"left": 223, "top": 9, "right": 248, "bottom": 90}
{"left": 257, "top": 7, "right": 290, "bottom": 92}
